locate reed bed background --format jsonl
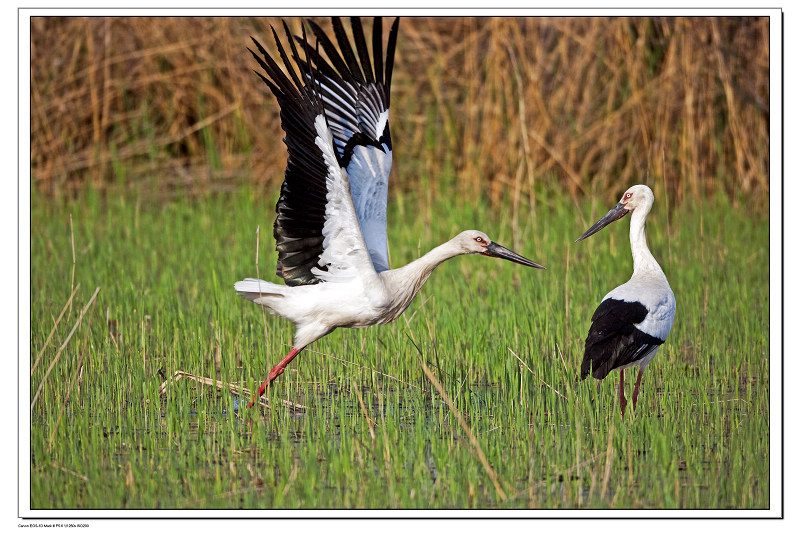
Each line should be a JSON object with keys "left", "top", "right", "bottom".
{"left": 30, "top": 16, "right": 769, "bottom": 207}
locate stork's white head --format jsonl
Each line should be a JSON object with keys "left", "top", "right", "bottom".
{"left": 452, "top": 230, "right": 545, "bottom": 269}
{"left": 575, "top": 184, "right": 655, "bottom": 242}
{"left": 617, "top": 184, "right": 654, "bottom": 214}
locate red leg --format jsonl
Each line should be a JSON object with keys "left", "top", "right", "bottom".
{"left": 632, "top": 368, "right": 644, "bottom": 411}
{"left": 247, "top": 347, "right": 304, "bottom": 408}
{"left": 618, "top": 368, "right": 627, "bottom": 418}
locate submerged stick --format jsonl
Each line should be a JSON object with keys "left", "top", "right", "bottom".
{"left": 157, "top": 370, "right": 305, "bottom": 410}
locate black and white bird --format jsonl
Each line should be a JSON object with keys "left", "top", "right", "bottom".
{"left": 575, "top": 184, "right": 676, "bottom": 416}
{"left": 236, "top": 17, "right": 544, "bottom": 407}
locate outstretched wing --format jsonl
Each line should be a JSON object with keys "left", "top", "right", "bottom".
{"left": 249, "top": 22, "right": 372, "bottom": 285}
{"left": 304, "top": 17, "right": 397, "bottom": 273}
{"left": 250, "top": 18, "right": 397, "bottom": 285}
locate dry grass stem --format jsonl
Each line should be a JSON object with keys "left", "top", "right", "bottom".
{"left": 352, "top": 381, "right": 376, "bottom": 441}
{"left": 50, "top": 462, "right": 89, "bottom": 482}
{"left": 305, "top": 347, "right": 419, "bottom": 389}
{"left": 600, "top": 419, "right": 615, "bottom": 498}
{"left": 516, "top": 450, "right": 609, "bottom": 501}
{"left": 31, "top": 286, "right": 101, "bottom": 413}
{"left": 420, "top": 359, "right": 508, "bottom": 502}
{"left": 507, "top": 347, "right": 566, "bottom": 400}
{"left": 281, "top": 458, "right": 300, "bottom": 497}
{"left": 32, "top": 283, "right": 81, "bottom": 376}
{"left": 48, "top": 288, "right": 99, "bottom": 450}
{"left": 253, "top": 225, "right": 271, "bottom": 342}
{"left": 68, "top": 214, "right": 75, "bottom": 316}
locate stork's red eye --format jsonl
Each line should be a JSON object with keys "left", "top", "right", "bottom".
{"left": 624, "top": 192, "right": 632, "bottom": 199}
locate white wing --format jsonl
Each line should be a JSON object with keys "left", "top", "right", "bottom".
{"left": 310, "top": 115, "right": 378, "bottom": 283}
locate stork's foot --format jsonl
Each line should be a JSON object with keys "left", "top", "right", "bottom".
{"left": 247, "top": 347, "right": 303, "bottom": 408}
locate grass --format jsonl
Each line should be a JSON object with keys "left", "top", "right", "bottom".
{"left": 28, "top": 181, "right": 769, "bottom": 510}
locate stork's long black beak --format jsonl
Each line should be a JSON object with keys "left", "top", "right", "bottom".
{"left": 575, "top": 202, "right": 630, "bottom": 242}
{"left": 484, "top": 242, "right": 546, "bottom": 269}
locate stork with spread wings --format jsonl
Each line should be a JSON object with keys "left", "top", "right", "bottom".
{"left": 236, "top": 17, "right": 544, "bottom": 407}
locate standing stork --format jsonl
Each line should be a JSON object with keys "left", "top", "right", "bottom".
{"left": 236, "top": 17, "right": 544, "bottom": 407}
{"left": 575, "top": 184, "right": 676, "bottom": 416}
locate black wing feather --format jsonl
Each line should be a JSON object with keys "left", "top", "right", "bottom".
{"left": 372, "top": 17, "right": 383, "bottom": 86}
{"left": 350, "top": 17, "right": 375, "bottom": 84}
{"left": 250, "top": 26, "right": 330, "bottom": 286}
{"left": 384, "top": 18, "right": 399, "bottom": 94}
{"left": 331, "top": 17, "right": 366, "bottom": 82}
{"left": 305, "top": 19, "right": 354, "bottom": 83}
{"left": 580, "top": 298, "right": 665, "bottom": 380}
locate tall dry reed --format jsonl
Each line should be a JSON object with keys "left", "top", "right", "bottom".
{"left": 30, "top": 16, "right": 769, "bottom": 207}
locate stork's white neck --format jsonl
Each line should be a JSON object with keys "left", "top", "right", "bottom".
{"left": 389, "top": 240, "right": 461, "bottom": 286}
{"left": 377, "top": 240, "right": 464, "bottom": 323}
{"left": 629, "top": 206, "right": 663, "bottom": 277}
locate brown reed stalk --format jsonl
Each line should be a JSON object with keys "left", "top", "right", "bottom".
{"left": 30, "top": 17, "right": 769, "bottom": 208}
